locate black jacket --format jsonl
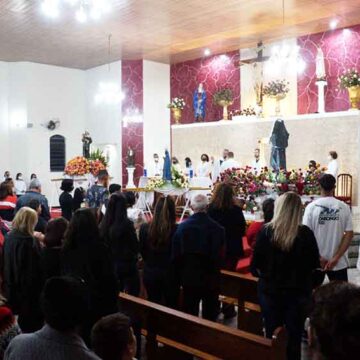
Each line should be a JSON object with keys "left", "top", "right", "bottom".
{"left": 61, "top": 241, "right": 118, "bottom": 318}
{"left": 172, "top": 212, "right": 225, "bottom": 289}
{"left": 2, "top": 230, "right": 43, "bottom": 313}
{"left": 208, "top": 205, "right": 246, "bottom": 258}
{"left": 251, "top": 225, "right": 320, "bottom": 296}
{"left": 59, "top": 192, "right": 73, "bottom": 221}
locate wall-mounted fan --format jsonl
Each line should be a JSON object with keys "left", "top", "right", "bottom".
{"left": 42, "top": 118, "right": 60, "bottom": 130}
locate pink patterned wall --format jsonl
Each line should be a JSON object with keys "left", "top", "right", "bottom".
{"left": 170, "top": 51, "right": 240, "bottom": 124}
{"left": 298, "top": 24, "right": 360, "bottom": 114}
{"left": 121, "top": 60, "right": 144, "bottom": 185}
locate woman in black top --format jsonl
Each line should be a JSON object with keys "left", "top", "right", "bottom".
{"left": 99, "top": 193, "right": 140, "bottom": 296}
{"left": 3, "top": 207, "right": 43, "bottom": 332}
{"left": 61, "top": 209, "right": 118, "bottom": 343}
{"left": 59, "top": 179, "right": 74, "bottom": 221}
{"left": 139, "top": 196, "right": 179, "bottom": 308}
{"left": 251, "top": 192, "right": 320, "bottom": 360}
{"left": 41, "top": 217, "right": 68, "bottom": 281}
{"left": 208, "top": 182, "right": 246, "bottom": 269}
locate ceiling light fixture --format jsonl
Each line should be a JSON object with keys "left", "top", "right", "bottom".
{"left": 329, "top": 18, "right": 339, "bottom": 30}
{"left": 204, "top": 48, "right": 211, "bottom": 56}
{"left": 41, "top": 0, "right": 112, "bottom": 22}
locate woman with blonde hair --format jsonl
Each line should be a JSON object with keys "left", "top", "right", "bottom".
{"left": 251, "top": 192, "right": 320, "bottom": 360}
{"left": 2, "top": 207, "right": 44, "bottom": 332}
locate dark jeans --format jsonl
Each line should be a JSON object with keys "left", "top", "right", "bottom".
{"left": 182, "top": 286, "right": 219, "bottom": 321}
{"left": 144, "top": 267, "right": 179, "bottom": 308}
{"left": 313, "top": 268, "right": 348, "bottom": 288}
{"left": 258, "top": 285, "right": 310, "bottom": 360}
{"left": 115, "top": 261, "right": 140, "bottom": 296}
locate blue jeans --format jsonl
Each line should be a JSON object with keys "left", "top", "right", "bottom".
{"left": 258, "top": 282, "right": 310, "bottom": 360}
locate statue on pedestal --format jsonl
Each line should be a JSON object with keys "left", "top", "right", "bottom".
{"left": 270, "top": 119, "right": 289, "bottom": 171}
{"left": 127, "top": 147, "right": 135, "bottom": 168}
{"left": 82, "top": 131, "right": 92, "bottom": 159}
{"left": 193, "top": 83, "right": 207, "bottom": 122}
{"left": 163, "top": 150, "right": 172, "bottom": 181}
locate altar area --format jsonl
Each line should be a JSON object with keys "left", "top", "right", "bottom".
{"left": 172, "top": 110, "right": 360, "bottom": 208}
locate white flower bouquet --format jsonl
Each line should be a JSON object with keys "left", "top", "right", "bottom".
{"left": 167, "top": 97, "right": 186, "bottom": 110}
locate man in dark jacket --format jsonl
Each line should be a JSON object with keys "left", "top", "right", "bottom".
{"left": 16, "top": 179, "right": 51, "bottom": 221}
{"left": 172, "top": 194, "right": 225, "bottom": 321}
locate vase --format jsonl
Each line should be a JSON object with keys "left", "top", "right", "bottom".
{"left": 271, "top": 94, "right": 286, "bottom": 116}
{"left": 347, "top": 86, "right": 360, "bottom": 110}
{"left": 172, "top": 108, "right": 182, "bottom": 124}
{"left": 218, "top": 100, "right": 233, "bottom": 120}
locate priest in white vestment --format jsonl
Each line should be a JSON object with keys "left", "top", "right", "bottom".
{"left": 251, "top": 148, "right": 265, "bottom": 174}
{"left": 148, "top": 153, "right": 163, "bottom": 177}
{"left": 196, "top": 154, "right": 211, "bottom": 178}
{"left": 220, "top": 152, "right": 240, "bottom": 172}
{"left": 326, "top": 151, "right": 339, "bottom": 179}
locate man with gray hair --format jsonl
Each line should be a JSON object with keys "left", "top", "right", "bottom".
{"left": 172, "top": 194, "right": 225, "bottom": 321}
{"left": 16, "top": 178, "right": 50, "bottom": 221}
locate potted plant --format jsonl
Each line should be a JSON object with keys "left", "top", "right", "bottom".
{"left": 167, "top": 97, "right": 186, "bottom": 124}
{"left": 339, "top": 69, "right": 360, "bottom": 110}
{"left": 213, "top": 89, "right": 233, "bottom": 120}
{"left": 263, "top": 80, "right": 290, "bottom": 116}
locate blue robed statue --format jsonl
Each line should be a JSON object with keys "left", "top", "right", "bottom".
{"left": 163, "top": 149, "right": 172, "bottom": 181}
{"left": 193, "top": 83, "right": 207, "bottom": 122}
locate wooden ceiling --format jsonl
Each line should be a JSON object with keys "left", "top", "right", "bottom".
{"left": 1, "top": 0, "right": 360, "bottom": 69}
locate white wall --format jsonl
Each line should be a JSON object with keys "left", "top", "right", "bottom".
{"left": 0, "top": 62, "right": 86, "bottom": 204}
{"left": 143, "top": 60, "right": 170, "bottom": 169}
{"left": 0, "top": 62, "right": 9, "bottom": 171}
{"left": 85, "top": 61, "right": 122, "bottom": 185}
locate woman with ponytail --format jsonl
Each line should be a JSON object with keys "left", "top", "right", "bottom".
{"left": 139, "top": 196, "right": 179, "bottom": 308}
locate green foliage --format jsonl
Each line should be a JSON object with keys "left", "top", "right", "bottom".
{"left": 89, "top": 149, "right": 108, "bottom": 167}
{"left": 213, "top": 89, "right": 233, "bottom": 105}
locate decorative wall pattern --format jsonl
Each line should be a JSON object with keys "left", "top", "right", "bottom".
{"left": 121, "top": 60, "right": 144, "bottom": 185}
{"left": 298, "top": 24, "right": 360, "bottom": 114}
{"left": 170, "top": 51, "right": 240, "bottom": 124}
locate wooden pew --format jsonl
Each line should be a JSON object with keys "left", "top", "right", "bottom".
{"left": 119, "top": 292, "right": 286, "bottom": 360}
{"left": 220, "top": 270, "right": 263, "bottom": 335}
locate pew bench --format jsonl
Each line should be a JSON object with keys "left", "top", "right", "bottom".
{"left": 119, "top": 292, "right": 286, "bottom": 360}
{"left": 220, "top": 270, "right": 263, "bottom": 335}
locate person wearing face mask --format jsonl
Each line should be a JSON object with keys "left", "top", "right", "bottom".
{"left": 196, "top": 154, "right": 211, "bottom": 178}
{"left": 148, "top": 153, "right": 163, "bottom": 177}
{"left": 171, "top": 157, "right": 182, "bottom": 172}
{"left": 3, "top": 171, "right": 10, "bottom": 182}
{"left": 326, "top": 151, "right": 339, "bottom": 179}
{"left": 15, "top": 173, "right": 27, "bottom": 197}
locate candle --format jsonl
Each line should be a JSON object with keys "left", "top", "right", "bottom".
{"left": 316, "top": 47, "right": 326, "bottom": 80}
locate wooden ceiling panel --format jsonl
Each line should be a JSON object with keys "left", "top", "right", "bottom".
{"left": 0, "top": 0, "right": 359, "bottom": 69}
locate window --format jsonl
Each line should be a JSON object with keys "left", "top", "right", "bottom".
{"left": 50, "top": 135, "right": 66, "bottom": 172}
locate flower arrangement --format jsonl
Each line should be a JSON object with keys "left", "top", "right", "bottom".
{"left": 338, "top": 69, "right": 360, "bottom": 88}
{"left": 64, "top": 156, "right": 90, "bottom": 176}
{"left": 145, "top": 177, "right": 166, "bottom": 191}
{"left": 304, "top": 166, "right": 326, "bottom": 195}
{"left": 263, "top": 80, "right": 290, "bottom": 97}
{"left": 167, "top": 97, "right": 186, "bottom": 110}
{"left": 89, "top": 159, "right": 106, "bottom": 176}
{"left": 171, "top": 166, "right": 189, "bottom": 188}
{"left": 89, "top": 149, "right": 108, "bottom": 167}
{"left": 230, "top": 107, "right": 257, "bottom": 117}
{"left": 213, "top": 89, "right": 233, "bottom": 105}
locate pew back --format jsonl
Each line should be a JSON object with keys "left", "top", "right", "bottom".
{"left": 119, "top": 292, "right": 286, "bottom": 360}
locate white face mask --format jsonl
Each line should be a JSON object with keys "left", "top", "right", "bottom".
{"left": 18, "top": 176, "right": 22, "bottom": 180}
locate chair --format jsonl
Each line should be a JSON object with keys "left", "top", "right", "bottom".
{"left": 336, "top": 174, "right": 352, "bottom": 208}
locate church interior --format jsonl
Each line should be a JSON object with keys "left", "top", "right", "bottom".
{"left": 1, "top": 1, "right": 360, "bottom": 359}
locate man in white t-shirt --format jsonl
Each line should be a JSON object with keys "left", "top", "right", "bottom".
{"left": 303, "top": 174, "right": 353, "bottom": 283}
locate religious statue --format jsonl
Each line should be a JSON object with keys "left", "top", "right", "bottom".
{"left": 270, "top": 119, "right": 289, "bottom": 171}
{"left": 163, "top": 149, "right": 172, "bottom": 181}
{"left": 127, "top": 146, "right": 135, "bottom": 168}
{"left": 82, "top": 131, "right": 92, "bottom": 159}
{"left": 193, "top": 83, "right": 207, "bottom": 122}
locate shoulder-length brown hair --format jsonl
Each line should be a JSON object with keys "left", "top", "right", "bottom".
{"left": 149, "top": 197, "right": 176, "bottom": 248}
{"left": 210, "top": 182, "right": 235, "bottom": 210}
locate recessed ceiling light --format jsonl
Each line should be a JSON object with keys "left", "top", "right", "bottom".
{"left": 204, "top": 48, "right": 211, "bottom": 56}
{"left": 329, "top": 18, "right": 339, "bottom": 30}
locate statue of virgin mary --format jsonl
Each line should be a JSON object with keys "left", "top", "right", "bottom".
{"left": 193, "top": 83, "right": 207, "bottom": 122}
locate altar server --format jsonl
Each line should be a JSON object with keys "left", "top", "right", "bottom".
{"left": 197, "top": 154, "right": 211, "bottom": 178}
{"left": 251, "top": 148, "right": 264, "bottom": 174}
{"left": 220, "top": 152, "right": 240, "bottom": 172}
{"left": 326, "top": 151, "right": 339, "bottom": 179}
{"left": 148, "top": 153, "right": 163, "bottom": 177}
